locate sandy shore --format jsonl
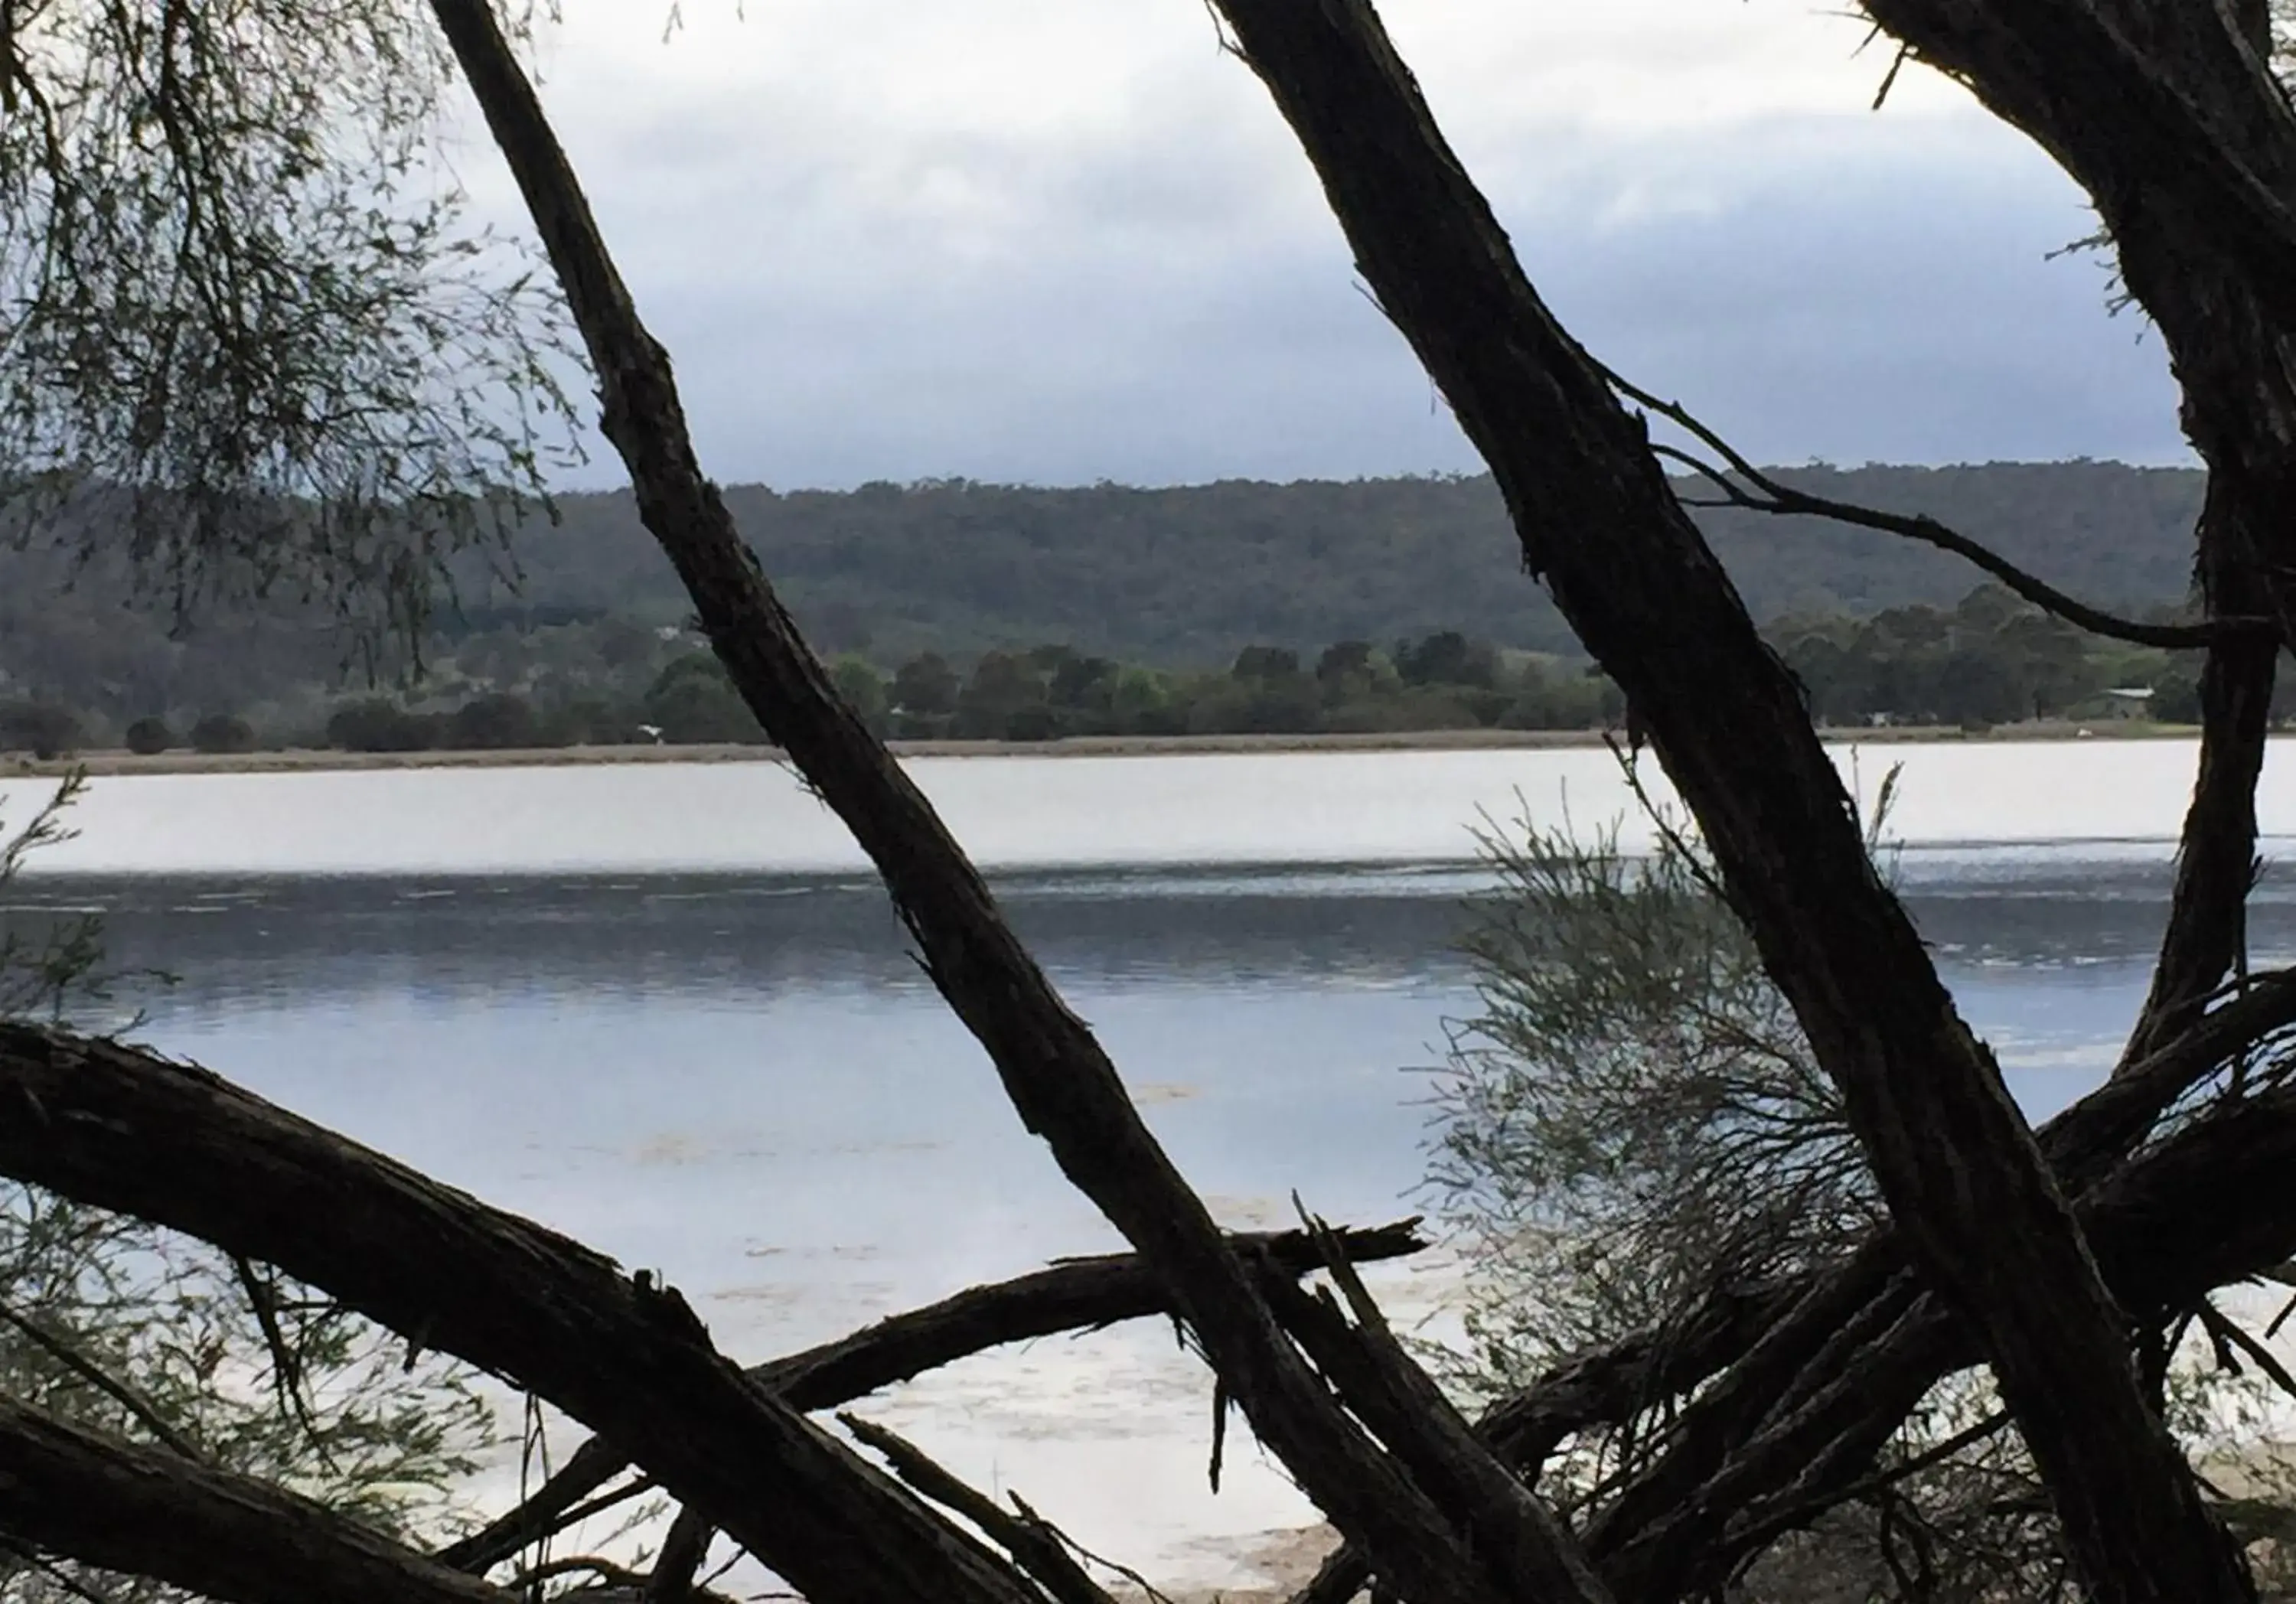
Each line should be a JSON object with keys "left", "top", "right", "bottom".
{"left": 5, "top": 719, "right": 2205, "bottom": 780}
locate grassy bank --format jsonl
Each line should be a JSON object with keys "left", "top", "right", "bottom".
{"left": 3, "top": 719, "right": 2211, "bottom": 780}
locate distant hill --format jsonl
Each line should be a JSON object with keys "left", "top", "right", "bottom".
{"left": 501, "top": 461, "right": 2205, "bottom": 661}
{"left": 0, "top": 461, "right": 2208, "bottom": 725}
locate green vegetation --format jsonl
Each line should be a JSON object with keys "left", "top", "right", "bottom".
{"left": 0, "top": 782, "right": 505, "bottom": 1596}
{"left": 0, "top": 579, "right": 2261, "bottom": 758}
{"left": 1430, "top": 784, "right": 2296, "bottom": 1598}
{"left": 0, "top": 463, "right": 2213, "bottom": 753}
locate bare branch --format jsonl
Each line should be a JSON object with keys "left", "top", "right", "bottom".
{"left": 643, "top": 1508, "right": 715, "bottom": 1603}
{"left": 439, "top": 1219, "right": 1427, "bottom": 1573}
{"left": 2124, "top": 487, "right": 2278, "bottom": 1060}
{"left": 424, "top": 2, "right": 1599, "bottom": 1599}
{"left": 0, "top": 1020, "right": 1046, "bottom": 1604}
{"left": 1206, "top": 2, "right": 2250, "bottom": 1596}
{"left": 0, "top": 1391, "right": 509, "bottom": 1604}
{"left": 841, "top": 1413, "right": 1120, "bottom": 1604}
{"left": 1613, "top": 372, "right": 2253, "bottom": 651}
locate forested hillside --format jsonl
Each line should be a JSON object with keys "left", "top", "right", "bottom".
{"left": 0, "top": 461, "right": 2206, "bottom": 738}
{"left": 510, "top": 461, "right": 2205, "bottom": 660}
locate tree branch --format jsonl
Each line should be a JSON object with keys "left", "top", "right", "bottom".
{"left": 424, "top": 2, "right": 1600, "bottom": 1599}
{"left": 1297, "top": 1040, "right": 2296, "bottom": 1604}
{"left": 1207, "top": 2, "right": 2250, "bottom": 1598}
{"left": 2123, "top": 482, "right": 2278, "bottom": 1060}
{"left": 840, "top": 1413, "right": 1120, "bottom": 1604}
{"left": 0, "top": 1391, "right": 510, "bottom": 1604}
{"left": 439, "top": 1219, "right": 1427, "bottom": 1573}
{"left": 0, "top": 1020, "right": 1046, "bottom": 1604}
{"left": 1605, "top": 367, "right": 2258, "bottom": 650}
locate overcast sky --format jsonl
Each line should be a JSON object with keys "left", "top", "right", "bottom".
{"left": 445, "top": 2, "right": 2192, "bottom": 491}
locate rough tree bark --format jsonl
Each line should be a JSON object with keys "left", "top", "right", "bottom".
{"left": 1851, "top": 0, "right": 2296, "bottom": 1038}
{"left": 1204, "top": 3, "right": 2253, "bottom": 1600}
{"left": 6, "top": 3, "right": 2289, "bottom": 1602}
{"left": 1293, "top": 976, "right": 2296, "bottom": 1603}
{"left": 0, "top": 1394, "right": 511, "bottom": 1604}
{"left": 0, "top": 1022, "right": 1049, "bottom": 1604}
{"left": 1456, "top": 3, "right": 2296, "bottom": 1581}
{"left": 421, "top": 2, "right": 1611, "bottom": 1600}
{"left": 441, "top": 1218, "right": 1427, "bottom": 1574}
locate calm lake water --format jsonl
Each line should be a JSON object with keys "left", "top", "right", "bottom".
{"left": 5, "top": 739, "right": 2291, "bottom": 1586}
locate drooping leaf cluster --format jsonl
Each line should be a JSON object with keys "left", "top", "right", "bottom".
{"left": 0, "top": 0, "right": 577, "bottom": 643}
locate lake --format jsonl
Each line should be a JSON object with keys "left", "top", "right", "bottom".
{"left": 3, "top": 738, "right": 2291, "bottom": 1591}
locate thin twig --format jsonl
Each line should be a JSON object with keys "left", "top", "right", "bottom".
{"left": 1603, "top": 362, "right": 2262, "bottom": 650}
{"left": 839, "top": 1413, "right": 1120, "bottom": 1604}
{"left": 230, "top": 1254, "right": 334, "bottom": 1466}
{"left": 0, "top": 1294, "right": 201, "bottom": 1461}
{"left": 2198, "top": 1301, "right": 2296, "bottom": 1403}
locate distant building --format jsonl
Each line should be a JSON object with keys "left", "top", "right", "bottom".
{"left": 2104, "top": 686, "right": 2155, "bottom": 719}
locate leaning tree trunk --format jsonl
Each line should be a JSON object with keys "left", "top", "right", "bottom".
{"left": 1499, "top": 2, "right": 2296, "bottom": 1582}
{"left": 1202, "top": 3, "right": 2255, "bottom": 1600}
{"left": 422, "top": 4, "right": 1614, "bottom": 1602}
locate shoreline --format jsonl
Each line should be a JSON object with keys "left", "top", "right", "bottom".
{"left": 3, "top": 719, "right": 2213, "bottom": 779}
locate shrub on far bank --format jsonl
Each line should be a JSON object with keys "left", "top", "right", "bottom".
{"left": 328, "top": 699, "right": 440, "bottom": 754}
{"left": 188, "top": 713, "right": 257, "bottom": 755}
{"left": 123, "top": 716, "right": 174, "bottom": 755}
{"left": 0, "top": 701, "right": 83, "bottom": 760}
{"left": 442, "top": 692, "right": 537, "bottom": 751}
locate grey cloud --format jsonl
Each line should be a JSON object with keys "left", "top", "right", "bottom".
{"left": 535, "top": 80, "right": 2190, "bottom": 491}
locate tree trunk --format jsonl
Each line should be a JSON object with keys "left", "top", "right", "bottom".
{"left": 422, "top": 3, "right": 1609, "bottom": 1599}
{"left": 1205, "top": 3, "right": 2253, "bottom": 1599}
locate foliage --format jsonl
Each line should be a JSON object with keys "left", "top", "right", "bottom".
{"left": 1426, "top": 774, "right": 2296, "bottom": 1596}
{"left": 1428, "top": 784, "right": 1883, "bottom": 1385}
{"left": 0, "top": 703, "right": 80, "bottom": 760}
{"left": 0, "top": 465, "right": 2216, "bottom": 725}
{"left": 1776, "top": 588, "right": 2112, "bottom": 728}
{"left": 640, "top": 653, "right": 765, "bottom": 745}
{"left": 326, "top": 699, "right": 439, "bottom": 755}
{"left": 0, "top": 779, "right": 500, "bottom": 1602}
{"left": 120, "top": 718, "right": 171, "bottom": 757}
{"left": 5, "top": 581, "right": 2249, "bottom": 757}
{"left": 440, "top": 693, "right": 535, "bottom": 751}
{"left": 0, "top": 0, "right": 577, "bottom": 645}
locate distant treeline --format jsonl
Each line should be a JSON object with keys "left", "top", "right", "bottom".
{"left": 0, "top": 462, "right": 2210, "bottom": 736}
{"left": 0, "top": 588, "right": 2270, "bottom": 760}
